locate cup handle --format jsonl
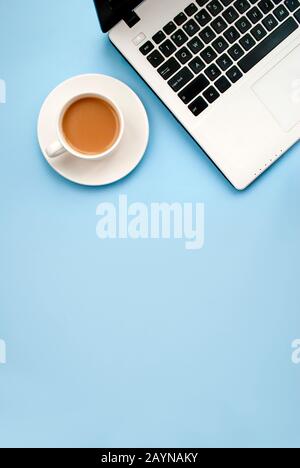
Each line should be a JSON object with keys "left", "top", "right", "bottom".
{"left": 46, "top": 141, "right": 67, "bottom": 159}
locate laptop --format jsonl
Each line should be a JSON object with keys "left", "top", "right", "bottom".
{"left": 93, "top": 0, "right": 300, "bottom": 189}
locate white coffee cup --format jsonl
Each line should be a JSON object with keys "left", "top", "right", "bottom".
{"left": 46, "top": 93, "right": 124, "bottom": 161}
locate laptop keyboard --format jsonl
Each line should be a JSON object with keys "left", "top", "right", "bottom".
{"left": 139, "top": 0, "right": 300, "bottom": 116}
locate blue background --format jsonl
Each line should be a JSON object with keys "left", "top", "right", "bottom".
{"left": 1, "top": 0, "right": 300, "bottom": 448}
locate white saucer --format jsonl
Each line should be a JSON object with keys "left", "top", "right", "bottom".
{"left": 37, "top": 74, "right": 149, "bottom": 186}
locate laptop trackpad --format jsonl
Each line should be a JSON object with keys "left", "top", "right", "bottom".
{"left": 252, "top": 45, "right": 300, "bottom": 132}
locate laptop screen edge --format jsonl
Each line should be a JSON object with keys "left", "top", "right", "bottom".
{"left": 93, "top": 0, "right": 144, "bottom": 33}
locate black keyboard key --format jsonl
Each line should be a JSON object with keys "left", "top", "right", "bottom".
{"left": 295, "top": 9, "right": 300, "bottom": 22}
{"left": 217, "top": 53, "right": 234, "bottom": 69}
{"left": 147, "top": 50, "right": 165, "bottom": 68}
{"left": 196, "top": 0, "right": 210, "bottom": 6}
{"left": 163, "top": 22, "right": 177, "bottom": 35}
{"left": 240, "top": 32, "right": 256, "bottom": 49}
{"left": 168, "top": 67, "right": 194, "bottom": 92}
{"left": 171, "top": 29, "right": 189, "bottom": 46}
{"left": 224, "top": 25, "right": 241, "bottom": 42}
{"left": 174, "top": 12, "right": 188, "bottom": 25}
{"left": 251, "top": 23, "right": 267, "bottom": 40}
{"left": 211, "top": 16, "right": 228, "bottom": 33}
{"left": 285, "top": 0, "right": 300, "bottom": 12}
{"left": 183, "top": 19, "right": 200, "bottom": 36}
{"left": 274, "top": 4, "right": 289, "bottom": 21}
{"left": 226, "top": 65, "right": 243, "bottom": 82}
{"left": 153, "top": 31, "right": 166, "bottom": 44}
{"left": 228, "top": 43, "right": 245, "bottom": 59}
{"left": 200, "top": 26, "right": 217, "bottom": 43}
{"left": 247, "top": 6, "right": 263, "bottom": 23}
{"left": 223, "top": 6, "right": 239, "bottom": 23}
{"left": 212, "top": 36, "right": 229, "bottom": 52}
{"left": 236, "top": 16, "right": 252, "bottom": 32}
{"left": 238, "top": 17, "right": 298, "bottom": 72}
{"left": 263, "top": 14, "right": 278, "bottom": 30}
{"left": 200, "top": 46, "right": 218, "bottom": 63}
{"left": 140, "top": 41, "right": 154, "bottom": 55}
{"left": 258, "top": 0, "right": 274, "bottom": 13}
{"left": 195, "top": 9, "right": 212, "bottom": 26}
{"left": 215, "top": 75, "right": 232, "bottom": 92}
{"left": 205, "top": 63, "right": 222, "bottom": 80}
{"left": 203, "top": 86, "right": 220, "bottom": 102}
{"left": 179, "top": 74, "right": 210, "bottom": 103}
{"left": 176, "top": 46, "right": 193, "bottom": 64}
{"left": 185, "top": 3, "right": 199, "bottom": 15}
{"left": 158, "top": 57, "right": 181, "bottom": 79}
{"left": 207, "top": 0, "right": 224, "bottom": 16}
{"left": 187, "top": 37, "right": 205, "bottom": 53}
{"left": 188, "top": 96, "right": 208, "bottom": 115}
{"left": 189, "top": 56, "right": 206, "bottom": 73}
{"left": 221, "top": 0, "right": 234, "bottom": 5}
{"left": 159, "top": 39, "right": 176, "bottom": 57}
{"left": 234, "top": 0, "right": 251, "bottom": 12}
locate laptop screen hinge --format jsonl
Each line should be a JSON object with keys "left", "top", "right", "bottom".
{"left": 123, "top": 10, "right": 140, "bottom": 28}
